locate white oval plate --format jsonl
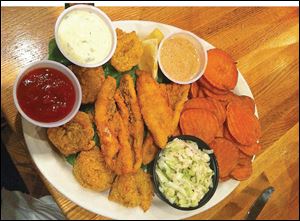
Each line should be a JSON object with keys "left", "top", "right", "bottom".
{"left": 22, "top": 20, "right": 257, "bottom": 220}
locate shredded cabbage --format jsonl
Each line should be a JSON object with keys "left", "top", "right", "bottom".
{"left": 155, "top": 138, "right": 214, "bottom": 207}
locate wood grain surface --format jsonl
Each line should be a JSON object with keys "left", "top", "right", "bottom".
{"left": 1, "top": 7, "right": 299, "bottom": 220}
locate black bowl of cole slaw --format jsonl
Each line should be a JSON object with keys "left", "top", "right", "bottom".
{"left": 150, "top": 135, "right": 219, "bottom": 211}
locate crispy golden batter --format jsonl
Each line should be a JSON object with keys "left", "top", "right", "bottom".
{"left": 136, "top": 70, "right": 173, "bottom": 148}
{"left": 47, "top": 111, "right": 95, "bottom": 156}
{"left": 69, "top": 65, "right": 105, "bottom": 104}
{"left": 116, "top": 74, "right": 144, "bottom": 172}
{"left": 111, "top": 29, "right": 143, "bottom": 72}
{"left": 73, "top": 147, "right": 115, "bottom": 191}
{"left": 142, "top": 133, "right": 159, "bottom": 165}
{"left": 108, "top": 169, "right": 153, "bottom": 212}
{"left": 160, "top": 83, "right": 190, "bottom": 132}
{"left": 135, "top": 169, "right": 154, "bottom": 212}
{"left": 140, "top": 81, "right": 188, "bottom": 162}
{"left": 95, "top": 76, "right": 134, "bottom": 175}
{"left": 108, "top": 173, "right": 140, "bottom": 208}
{"left": 95, "top": 77, "right": 120, "bottom": 171}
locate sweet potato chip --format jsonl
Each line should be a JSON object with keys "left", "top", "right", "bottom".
{"left": 204, "top": 48, "right": 238, "bottom": 90}
{"left": 198, "top": 87, "right": 206, "bottom": 98}
{"left": 203, "top": 87, "right": 236, "bottom": 103}
{"left": 183, "top": 98, "right": 226, "bottom": 126}
{"left": 238, "top": 143, "right": 261, "bottom": 156}
{"left": 223, "top": 123, "right": 237, "bottom": 142}
{"left": 220, "top": 176, "right": 230, "bottom": 182}
{"left": 227, "top": 101, "right": 261, "bottom": 145}
{"left": 189, "top": 82, "right": 199, "bottom": 98}
{"left": 233, "top": 95, "right": 256, "bottom": 114}
{"left": 209, "top": 138, "right": 239, "bottom": 178}
{"left": 215, "top": 124, "right": 224, "bottom": 138}
{"left": 209, "top": 98, "right": 226, "bottom": 125}
{"left": 230, "top": 162, "right": 252, "bottom": 181}
{"left": 180, "top": 109, "right": 219, "bottom": 144}
{"left": 198, "top": 76, "right": 229, "bottom": 95}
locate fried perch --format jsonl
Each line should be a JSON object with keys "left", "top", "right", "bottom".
{"left": 141, "top": 83, "right": 188, "bottom": 163}
{"left": 108, "top": 173, "right": 140, "bottom": 208}
{"left": 111, "top": 28, "right": 143, "bottom": 72}
{"left": 136, "top": 70, "right": 173, "bottom": 148}
{"left": 108, "top": 169, "right": 153, "bottom": 212}
{"left": 142, "top": 133, "right": 159, "bottom": 165}
{"left": 47, "top": 111, "right": 95, "bottom": 156}
{"left": 116, "top": 74, "right": 144, "bottom": 172}
{"left": 113, "top": 111, "right": 134, "bottom": 175}
{"left": 135, "top": 169, "right": 154, "bottom": 212}
{"left": 160, "top": 83, "right": 190, "bottom": 133}
{"left": 69, "top": 65, "right": 105, "bottom": 104}
{"left": 95, "top": 76, "right": 134, "bottom": 175}
{"left": 95, "top": 76, "right": 119, "bottom": 171}
{"left": 73, "top": 147, "right": 115, "bottom": 191}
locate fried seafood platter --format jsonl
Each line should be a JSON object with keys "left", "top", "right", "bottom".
{"left": 46, "top": 25, "right": 261, "bottom": 213}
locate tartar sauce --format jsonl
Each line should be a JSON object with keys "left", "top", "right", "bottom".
{"left": 57, "top": 10, "right": 113, "bottom": 65}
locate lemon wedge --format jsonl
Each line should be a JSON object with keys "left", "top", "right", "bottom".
{"left": 146, "top": 28, "right": 164, "bottom": 44}
{"left": 139, "top": 38, "right": 159, "bottom": 80}
{"left": 138, "top": 29, "right": 164, "bottom": 80}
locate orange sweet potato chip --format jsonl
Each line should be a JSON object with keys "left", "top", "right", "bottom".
{"left": 226, "top": 101, "right": 261, "bottom": 145}
{"left": 183, "top": 98, "right": 226, "bottom": 126}
{"left": 203, "top": 48, "right": 238, "bottom": 90}
{"left": 189, "top": 82, "right": 199, "bottom": 98}
{"left": 198, "top": 87, "right": 206, "bottom": 98}
{"left": 198, "top": 76, "right": 229, "bottom": 95}
{"left": 230, "top": 162, "right": 252, "bottom": 181}
{"left": 180, "top": 109, "right": 219, "bottom": 144}
{"left": 238, "top": 143, "right": 261, "bottom": 156}
{"left": 209, "top": 138, "right": 239, "bottom": 178}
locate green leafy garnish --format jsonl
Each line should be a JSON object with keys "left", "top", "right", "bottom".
{"left": 92, "top": 123, "right": 100, "bottom": 146}
{"left": 157, "top": 67, "right": 171, "bottom": 84}
{"left": 48, "top": 38, "right": 72, "bottom": 66}
{"left": 66, "top": 153, "right": 78, "bottom": 166}
{"left": 141, "top": 164, "right": 148, "bottom": 172}
{"left": 79, "top": 103, "right": 95, "bottom": 114}
{"left": 103, "top": 63, "right": 138, "bottom": 87}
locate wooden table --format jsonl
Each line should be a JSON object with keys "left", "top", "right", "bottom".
{"left": 1, "top": 7, "right": 299, "bottom": 220}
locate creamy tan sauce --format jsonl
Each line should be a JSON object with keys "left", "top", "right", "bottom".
{"left": 160, "top": 33, "right": 201, "bottom": 82}
{"left": 57, "top": 10, "right": 112, "bottom": 65}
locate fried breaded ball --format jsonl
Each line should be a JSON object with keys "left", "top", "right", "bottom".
{"left": 111, "top": 29, "right": 143, "bottom": 72}
{"left": 73, "top": 147, "right": 115, "bottom": 191}
{"left": 47, "top": 111, "right": 95, "bottom": 156}
{"left": 69, "top": 65, "right": 105, "bottom": 104}
{"left": 108, "top": 169, "right": 154, "bottom": 212}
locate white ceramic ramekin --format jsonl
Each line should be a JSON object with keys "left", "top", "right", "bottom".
{"left": 13, "top": 60, "right": 82, "bottom": 128}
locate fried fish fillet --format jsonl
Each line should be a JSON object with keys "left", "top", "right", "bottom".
{"left": 136, "top": 70, "right": 173, "bottom": 148}
{"left": 95, "top": 76, "right": 120, "bottom": 171}
{"left": 142, "top": 133, "right": 159, "bottom": 165}
{"left": 141, "top": 82, "right": 189, "bottom": 163}
{"left": 47, "top": 111, "right": 95, "bottom": 156}
{"left": 116, "top": 74, "right": 144, "bottom": 172}
{"left": 108, "top": 169, "right": 153, "bottom": 212}
{"left": 159, "top": 83, "right": 190, "bottom": 132}
{"left": 95, "top": 76, "right": 135, "bottom": 175}
{"left": 111, "top": 29, "right": 143, "bottom": 72}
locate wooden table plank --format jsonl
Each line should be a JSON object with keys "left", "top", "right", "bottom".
{"left": 1, "top": 7, "right": 299, "bottom": 220}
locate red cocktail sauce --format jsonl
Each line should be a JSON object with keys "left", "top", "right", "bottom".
{"left": 17, "top": 67, "right": 76, "bottom": 123}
